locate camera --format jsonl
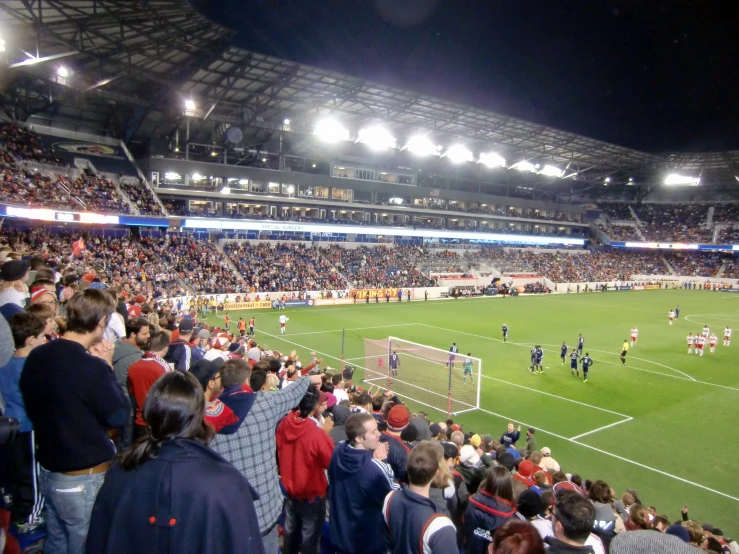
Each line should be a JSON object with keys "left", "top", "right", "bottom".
{"left": 342, "top": 365, "right": 355, "bottom": 381}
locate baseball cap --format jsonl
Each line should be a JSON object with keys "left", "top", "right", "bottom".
{"left": 429, "top": 423, "right": 442, "bottom": 436}
{"left": 198, "top": 328, "right": 211, "bottom": 340}
{"left": 1, "top": 259, "right": 30, "bottom": 282}
{"left": 483, "top": 434, "right": 493, "bottom": 444}
{"left": 541, "top": 447, "right": 552, "bottom": 456}
{"left": 190, "top": 358, "right": 224, "bottom": 390}
{"left": 179, "top": 319, "right": 194, "bottom": 333}
{"left": 552, "top": 481, "right": 583, "bottom": 495}
{"left": 135, "top": 294, "right": 145, "bottom": 303}
{"left": 325, "top": 393, "right": 337, "bottom": 409}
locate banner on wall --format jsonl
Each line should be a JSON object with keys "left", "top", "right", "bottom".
{"left": 284, "top": 299, "right": 314, "bottom": 308}
{"left": 644, "top": 284, "right": 660, "bottom": 290}
{"left": 223, "top": 301, "right": 272, "bottom": 310}
{"left": 354, "top": 288, "right": 414, "bottom": 299}
{"left": 314, "top": 298, "right": 355, "bottom": 306}
{"left": 719, "top": 288, "right": 739, "bottom": 293}
{"left": 619, "top": 286, "right": 632, "bottom": 290}
{"left": 631, "top": 285, "right": 645, "bottom": 290}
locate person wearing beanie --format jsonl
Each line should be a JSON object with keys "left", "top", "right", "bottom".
{"left": 516, "top": 489, "right": 545, "bottom": 521}
{"left": 611, "top": 529, "right": 701, "bottom": 554}
{"left": 382, "top": 441, "right": 457, "bottom": 554}
{"left": 381, "top": 404, "right": 412, "bottom": 483}
{"left": 328, "top": 412, "right": 399, "bottom": 554}
{"left": 276, "top": 385, "right": 334, "bottom": 554}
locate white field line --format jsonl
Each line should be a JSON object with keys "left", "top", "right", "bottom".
{"left": 256, "top": 326, "right": 739, "bottom": 504}
{"left": 419, "top": 323, "right": 707, "bottom": 384}
{"left": 284, "top": 323, "right": 417, "bottom": 336}
{"left": 476, "top": 407, "right": 739, "bottom": 504}
{"left": 568, "top": 417, "right": 634, "bottom": 441}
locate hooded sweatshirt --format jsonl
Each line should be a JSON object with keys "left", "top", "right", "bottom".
{"left": 329, "top": 404, "right": 351, "bottom": 443}
{"left": 276, "top": 410, "right": 334, "bottom": 500}
{"left": 112, "top": 340, "right": 143, "bottom": 387}
{"left": 328, "top": 441, "right": 400, "bottom": 554}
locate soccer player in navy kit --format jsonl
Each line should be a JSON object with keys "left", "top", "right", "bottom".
{"left": 528, "top": 347, "right": 537, "bottom": 373}
{"left": 502, "top": 324, "right": 509, "bottom": 342}
{"left": 448, "top": 343, "right": 459, "bottom": 370}
{"left": 577, "top": 334, "right": 584, "bottom": 354}
{"left": 534, "top": 346, "right": 544, "bottom": 374}
{"left": 580, "top": 353, "right": 594, "bottom": 382}
{"left": 569, "top": 350, "right": 580, "bottom": 376}
{"left": 560, "top": 342, "right": 568, "bottom": 364}
{"left": 389, "top": 350, "right": 400, "bottom": 377}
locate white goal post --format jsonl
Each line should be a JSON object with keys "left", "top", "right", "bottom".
{"left": 361, "top": 336, "right": 482, "bottom": 417}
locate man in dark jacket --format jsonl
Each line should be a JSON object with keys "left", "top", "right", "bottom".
{"left": 329, "top": 412, "right": 399, "bottom": 554}
{"left": 500, "top": 422, "right": 521, "bottom": 448}
{"left": 545, "top": 490, "right": 597, "bottom": 553}
{"left": 165, "top": 318, "right": 202, "bottom": 371}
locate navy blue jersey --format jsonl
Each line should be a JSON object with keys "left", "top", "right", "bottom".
{"left": 502, "top": 325, "right": 509, "bottom": 336}
{"left": 577, "top": 337, "right": 584, "bottom": 350}
{"left": 560, "top": 345, "right": 568, "bottom": 357}
{"left": 449, "top": 345, "right": 459, "bottom": 354}
{"left": 534, "top": 348, "right": 543, "bottom": 364}
{"left": 570, "top": 352, "right": 579, "bottom": 367}
{"left": 581, "top": 356, "right": 594, "bottom": 370}
{"left": 530, "top": 348, "right": 537, "bottom": 362}
{"left": 389, "top": 353, "right": 400, "bottom": 368}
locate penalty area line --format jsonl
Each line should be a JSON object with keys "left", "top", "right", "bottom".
{"left": 568, "top": 417, "right": 634, "bottom": 441}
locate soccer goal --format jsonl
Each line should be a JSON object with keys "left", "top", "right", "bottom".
{"left": 362, "top": 336, "right": 482, "bottom": 417}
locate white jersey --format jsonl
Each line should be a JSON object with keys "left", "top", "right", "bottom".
{"left": 279, "top": 314, "right": 287, "bottom": 325}
{"left": 687, "top": 335, "right": 695, "bottom": 345}
{"left": 702, "top": 327, "right": 710, "bottom": 338}
{"left": 725, "top": 328, "right": 732, "bottom": 338}
{"left": 630, "top": 328, "right": 638, "bottom": 337}
{"left": 696, "top": 336, "right": 705, "bottom": 347}
{"left": 709, "top": 335, "right": 718, "bottom": 346}
{"left": 669, "top": 311, "right": 675, "bottom": 319}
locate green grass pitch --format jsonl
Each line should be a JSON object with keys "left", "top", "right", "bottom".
{"left": 205, "top": 290, "right": 739, "bottom": 534}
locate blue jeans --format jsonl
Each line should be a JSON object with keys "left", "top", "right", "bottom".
{"left": 40, "top": 468, "right": 107, "bottom": 554}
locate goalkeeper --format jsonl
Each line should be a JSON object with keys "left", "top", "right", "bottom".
{"left": 463, "top": 353, "right": 474, "bottom": 384}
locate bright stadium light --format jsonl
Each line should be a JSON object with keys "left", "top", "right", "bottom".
{"left": 478, "top": 152, "right": 506, "bottom": 168}
{"left": 314, "top": 119, "right": 350, "bottom": 143}
{"left": 184, "top": 99, "right": 196, "bottom": 111}
{"left": 283, "top": 118, "right": 291, "bottom": 126}
{"left": 221, "top": 187, "right": 231, "bottom": 195}
{"left": 357, "top": 126, "right": 396, "bottom": 150}
{"left": 57, "top": 66, "right": 70, "bottom": 78}
{"left": 539, "top": 164, "right": 564, "bottom": 178}
{"left": 164, "top": 172, "right": 181, "bottom": 181}
{"left": 444, "top": 145, "right": 474, "bottom": 164}
{"left": 511, "top": 160, "right": 537, "bottom": 173}
{"left": 191, "top": 173, "right": 204, "bottom": 181}
{"left": 0, "top": 38, "right": 6, "bottom": 53}
{"left": 238, "top": 179, "right": 249, "bottom": 185}
{"left": 664, "top": 173, "right": 700, "bottom": 186}
{"left": 405, "top": 135, "right": 437, "bottom": 157}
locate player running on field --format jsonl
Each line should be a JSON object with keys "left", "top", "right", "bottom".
{"left": 620, "top": 340, "right": 628, "bottom": 365}
{"left": 668, "top": 311, "right": 675, "bottom": 325}
{"left": 448, "top": 342, "right": 459, "bottom": 369}
{"left": 279, "top": 313, "right": 288, "bottom": 334}
{"left": 560, "top": 342, "right": 568, "bottom": 364}
{"left": 580, "top": 353, "right": 594, "bottom": 382}
{"left": 577, "top": 334, "right": 584, "bottom": 354}
{"left": 695, "top": 334, "right": 705, "bottom": 356}
{"left": 502, "top": 324, "right": 509, "bottom": 343}
{"left": 389, "top": 350, "right": 400, "bottom": 377}
{"left": 463, "top": 354, "right": 474, "bottom": 384}
{"left": 687, "top": 332, "right": 695, "bottom": 354}
{"left": 724, "top": 326, "right": 732, "bottom": 347}
{"left": 709, "top": 334, "right": 718, "bottom": 354}
{"left": 630, "top": 327, "right": 638, "bottom": 347}
{"left": 569, "top": 350, "right": 580, "bottom": 377}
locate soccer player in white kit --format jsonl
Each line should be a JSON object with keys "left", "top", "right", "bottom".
{"left": 687, "top": 332, "right": 695, "bottom": 354}
{"left": 695, "top": 335, "right": 705, "bottom": 356}
{"left": 724, "top": 326, "right": 732, "bottom": 346}
{"left": 630, "top": 327, "right": 638, "bottom": 347}
{"left": 279, "top": 313, "right": 288, "bottom": 334}
{"left": 668, "top": 311, "right": 675, "bottom": 325}
{"left": 709, "top": 334, "right": 718, "bottom": 354}
{"left": 702, "top": 325, "right": 710, "bottom": 339}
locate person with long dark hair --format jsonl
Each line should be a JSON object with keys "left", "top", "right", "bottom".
{"left": 86, "top": 371, "right": 264, "bottom": 554}
{"left": 463, "top": 467, "right": 517, "bottom": 554}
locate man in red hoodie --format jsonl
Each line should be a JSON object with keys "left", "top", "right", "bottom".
{"left": 276, "top": 385, "right": 334, "bottom": 554}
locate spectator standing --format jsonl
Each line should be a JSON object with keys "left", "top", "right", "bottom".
{"left": 329, "top": 412, "right": 399, "bottom": 554}
{"left": 20, "top": 289, "right": 130, "bottom": 554}
{"left": 165, "top": 318, "right": 202, "bottom": 371}
{"left": 126, "top": 331, "right": 173, "bottom": 440}
{"left": 382, "top": 441, "right": 457, "bottom": 554}
{"left": 0, "top": 312, "right": 46, "bottom": 528}
{"left": 329, "top": 403, "right": 351, "bottom": 443}
{"left": 539, "top": 447, "right": 560, "bottom": 473}
{"left": 381, "top": 404, "right": 413, "bottom": 483}
{"left": 190, "top": 358, "right": 225, "bottom": 408}
{"left": 275, "top": 385, "right": 335, "bottom": 554}
{"left": 86, "top": 371, "right": 264, "bottom": 554}
{"left": 544, "top": 490, "right": 598, "bottom": 553}
{"left": 0, "top": 260, "right": 30, "bottom": 320}
{"left": 463, "top": 467, "right": 517, "bottom": 554}
{"left": 112, "top": 317, "right": 150, "bottom": 386}
{"left": 524, "top": 428, "right": 537, "bottom": 457}
{"left": 208, "top": 358, "right": 322, "bottom": 554}
{"left": 501, "top": 422, "right": 521, "bottom": 448}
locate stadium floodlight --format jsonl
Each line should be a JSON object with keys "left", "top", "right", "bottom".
{"left": 238, "top": 179, "right": 249, "bottom": 185}
{"left": 314, "top": 119, "right": 350, "bottom": 143}
{"left": 405, "top": 135, "right": 437, "bottom": 157}
{"left": 511, "top": 161, "right": 537, "bottom": 173}
{"left": 664, "top": 173, "right": 700, "bottom": 186}
{"left": 444, "top": 145, "right": 474, "bottom": 164}
{"left": 604, "top": 177, "right": 611, "bottom": 183}
{"left": 539, "top": 164, "right": 564, "bottom": 178}
{"left": 220, "top": 187, "right": 231, "bottom": 194}
{"left": 184, "top": 99, "right": 196, "bottom": 111}
{"left": 283, "top": 118, "right": 291, "bottom": 126}
{"left": 164, "top": 172, "right": 181, "bottom": 181}
{"left": 287, "top": 185, "right": 295, "bottom": 194}
{"left": 478, "top": 152, "right": 506, "bottom": 168}
{"left": 0, "top": 38, "right": 5, "bottom": 53}
{"left": 191, "top": 173, "right": 204, "bottom": 182}
{"left": 357, "top": 126, "right": 396, "bottom": 151}
{"left": 57, "top": 66, "right": 70, "bottom": 78}
{"left": 389, "top": 197, "right": 404, "bottom": 204}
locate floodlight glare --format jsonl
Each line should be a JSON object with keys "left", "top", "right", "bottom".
{"left": 405, "top": 135, "right": 436, "bottom": 157}
{"left": 314, "top": 119, "right": 350, "bottom": 143}
{"left": 664, "top": 173, "right": 700, "bottom": 186}
{"left": 512, "top": 161, "right": 537, "bottom": 173}
{"left": 191, "top": 173, "right": 204, "bottom": 182}
{"left": 238, "top": 179, "right": 249, "bottom": 185}
{"left": 357, "top": 126, "right": 396, "bottom": 150}
{"left": 220, "top": 187, "right": 231, "bottom": 195}
{"left": 478, "top": 152, "right": 506, "bottom": 168}
{"left": 283, "top": 118, "right": 291, "bottom": 126}
{"left": 0, "top": 38, "right": 6, "bottom": 53}
{"left": 539, "top": 164, "right": 564, "bottom": 178}
{"left": 287, "top": 185, "right": 295, "bottom": 194}
{"left": 57, "top": 66, "right": 70, "bottom": 78}
{"left": 164, "top": 172, "right": 181, "bottom": 180}
{"left": 444, "top": 145, "right": 474, "bottom": 164}
{"left": 184, "top": 99, "right": 196, "bottom": 111}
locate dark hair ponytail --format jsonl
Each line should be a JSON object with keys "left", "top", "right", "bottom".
{"left": 119, "top": 371, "right": 214, "bottom": 471}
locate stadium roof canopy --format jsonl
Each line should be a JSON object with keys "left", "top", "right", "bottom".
{"left": 1, "top": 0, "right": 738, "bottom": 188}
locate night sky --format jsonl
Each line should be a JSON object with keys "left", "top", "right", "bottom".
{"left": 193, "top": 0, "right": 739, "bottom": 153}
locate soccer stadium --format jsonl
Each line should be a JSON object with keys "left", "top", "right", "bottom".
{"left": 0, "top": 1, "right": 738, "bottom": 552}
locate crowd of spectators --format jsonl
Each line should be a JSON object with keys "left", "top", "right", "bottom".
{"left": 717, "top": 225, "right": 739, "bottom": 244}
{"left": 322, "top": 244, "right": 438, "bottom": 288}
{"left": 712, "top": 204, "right": 739, "bottom": 223}
{"left": 598, "top": 202, "right": 633, "bottom": 220}
{"left": 632, "top": 204, "right": 712, "bottom": 243}
{"left": 119, "top": 179, "right": 164, "bottom": 215}
{"left": 599, "top": 224, "right": 642, "bottom": 241}
{"left": 224, "top": 241, "right": 345, "bottom": 292}
{"left": 0, "top": 122, "right": 63, "bottom": 165}
{"left": 664, "top": 252, "right": 723, "bottom": 278}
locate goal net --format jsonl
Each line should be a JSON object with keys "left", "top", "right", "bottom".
{"left": 362, "top": 336, "right": 481, "bottom": 416}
